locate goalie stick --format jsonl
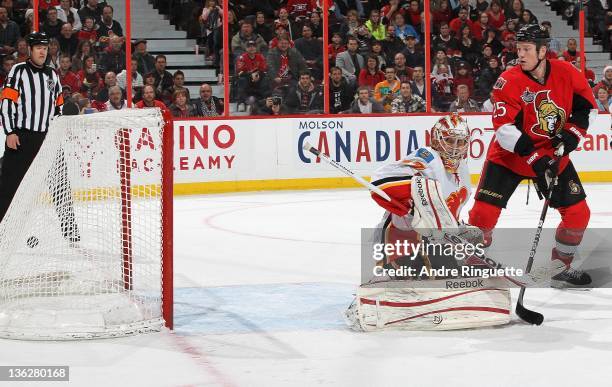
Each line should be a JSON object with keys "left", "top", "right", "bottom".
{"left": 515, "top": 144, "right": 565, "bottom": 326}
{"left": 302, "top": 142, "right": 545, "bottom": 289}
{"left": 302, "top": 142, "right": 399, "bottom": 207}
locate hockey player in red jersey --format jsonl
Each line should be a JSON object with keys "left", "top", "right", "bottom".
{"left": 468, "top": 24, "right": 598, "bottom": 286}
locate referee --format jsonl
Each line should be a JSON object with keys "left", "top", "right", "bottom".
{"left": 0, "top": 32, "right": 79, "bottom": 243}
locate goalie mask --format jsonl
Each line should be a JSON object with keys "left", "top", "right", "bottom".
{"left": 431, "top": 113, "right": 470, "bottom": 172}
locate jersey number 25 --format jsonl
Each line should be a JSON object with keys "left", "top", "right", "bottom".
{"left": 492, "top": 102, "right": 506, "bottom": 118}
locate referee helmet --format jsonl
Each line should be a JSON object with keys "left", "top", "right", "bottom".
{"left": 26, "top": 32, "right": 50, "bottom": 47}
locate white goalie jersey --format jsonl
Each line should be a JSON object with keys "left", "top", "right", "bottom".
{"left": 370, "top": 146, "right": 471, "bottom": 233}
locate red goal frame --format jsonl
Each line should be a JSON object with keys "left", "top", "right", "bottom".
{"left": 31, "top": 0, "right": 175, "bottom": 331}
{"left": 161, "top": 118, "right": 174, "bottom": 330}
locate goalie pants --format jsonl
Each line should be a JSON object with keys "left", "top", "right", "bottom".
{"left": 468, "top": 160, "right": 590, "bottom": 248}
{"left": 0, "top": 129, "right": 46, "bottom": 222}
{"left": 0, "top": 130, "right": 79, "bottom": 240}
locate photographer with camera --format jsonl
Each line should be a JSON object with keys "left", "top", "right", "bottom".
{"left": 255, "top": 95, "right": 289, "bottom": 116}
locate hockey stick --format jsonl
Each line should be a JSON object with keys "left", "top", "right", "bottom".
{"left": 302, "top": 142, "right": 409, "bottom": 212}
{"left": 303, "top": 142, "right": 544, "bottom": 288}
{"left": 515, "top": 144, "right": 565, "bottom": 325}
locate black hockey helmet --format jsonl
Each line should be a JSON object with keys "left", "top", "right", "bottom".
{"left": 516, "top": 24, "right": 549, "bottom": 47}
{"left": 26, "top": 32, "right": 50, "bottom": 47}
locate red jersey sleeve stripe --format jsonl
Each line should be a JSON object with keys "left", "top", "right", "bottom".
{"left": 371, "top": 181, "right": 412, "bottom": 217}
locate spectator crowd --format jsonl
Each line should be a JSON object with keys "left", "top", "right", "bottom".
{"left": 1, "top": 0, "right": 609, "bottom": 118}
{"left": 0, "top": 0, "right": 226, "bottom": 118}
{"left": 211, "top": 0, "right": 609, "bottom": 115}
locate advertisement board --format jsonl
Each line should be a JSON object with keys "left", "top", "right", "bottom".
{"left": 173, "top": 113, "right": 611, "bottom": 194}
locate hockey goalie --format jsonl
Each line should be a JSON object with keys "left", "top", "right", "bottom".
{"left": 346, "top": 113, "right": 512, "bottom": 331}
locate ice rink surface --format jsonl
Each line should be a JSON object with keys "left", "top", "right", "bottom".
{"left": 2, "top": 183, "right": 612, "bottom": 387}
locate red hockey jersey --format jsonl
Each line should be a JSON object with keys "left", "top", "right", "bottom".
{"left": 488, "top": 59, "right": 596, "bottom": 177}
{"left": 286, "top": 0, "right": 317, "bottom": 19}
{"left": 236, "top": 53, "right": 268, "bottom": 74}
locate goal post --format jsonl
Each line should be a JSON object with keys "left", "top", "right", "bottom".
{"left": 0, "top": 108, "right": 173, "bottom": 340}
{"left": 161, "top": 110, "right": 174, "bottom": 330}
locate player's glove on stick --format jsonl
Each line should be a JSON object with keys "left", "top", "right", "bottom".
{"left": 530, "top": 155, "right": 558, "bottom": 197}
{"left": 514, "top": 133, "right": 558, "bottom": 194}
{"left": 531, "top": 155, "right": 558, "bottom": 179}
{"left": 551, "top": 125, "right": 582, "bottom": 156}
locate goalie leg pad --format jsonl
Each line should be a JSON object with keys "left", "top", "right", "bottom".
{"left": 345, "top": 280, "right": 511, "bottom": 331}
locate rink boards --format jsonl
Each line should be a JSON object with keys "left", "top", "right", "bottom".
{"left": 171, "top": 113, "right": 612, "bottom": 194}
{"left": 1, "top": 113, "right": 610, "bottom": 195}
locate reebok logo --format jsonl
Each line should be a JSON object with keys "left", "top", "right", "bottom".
{"left": 416, "top": 179, "right": 428, "bottom": 206}
{"left": 445, "top": 279, "right": 485, "bottom": 289}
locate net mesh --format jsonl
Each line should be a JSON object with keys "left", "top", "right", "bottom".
{"left": 0, "top": 109, "right": 168, "bottom": 340}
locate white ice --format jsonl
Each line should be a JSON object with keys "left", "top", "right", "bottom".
{"left": 1, "top": 183, "right": 612, "bottom": 387}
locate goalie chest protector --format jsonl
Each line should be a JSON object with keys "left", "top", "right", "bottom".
{"left": 373, "top": 147, "right": 472, "bottom": 220}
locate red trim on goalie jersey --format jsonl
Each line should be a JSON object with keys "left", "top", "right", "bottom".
{"left": 370, "top": 177, "right": 412, "bottom": 217}
{"left": 424, "top": 179, "right": 442, "bottom": 229}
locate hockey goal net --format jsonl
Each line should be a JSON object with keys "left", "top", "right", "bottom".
{"left": 0, "top": 108, "right": 173, "bottom": 340}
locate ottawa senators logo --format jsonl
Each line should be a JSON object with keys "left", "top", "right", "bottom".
{"left": 569, "top": 180, "right": 581, "bottom": 195}
{"left": 529, "top": 90, "right": 567, "bottom": 138}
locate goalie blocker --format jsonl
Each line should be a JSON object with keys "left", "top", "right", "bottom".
{"left": 347, "top": 114, "right": 511, "bottom": 331}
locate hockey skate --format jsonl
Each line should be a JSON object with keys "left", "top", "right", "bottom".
{"left": 550, "top": 248, "right": 592, "bottom": 288}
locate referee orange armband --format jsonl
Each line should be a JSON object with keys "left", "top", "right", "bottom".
{"left": 0, "top": 87, "right": 20, "bottom": 103}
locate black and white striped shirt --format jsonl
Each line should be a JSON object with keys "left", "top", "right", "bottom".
{"left": 0, "top": 61, "right": 63, "bottom": 135}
